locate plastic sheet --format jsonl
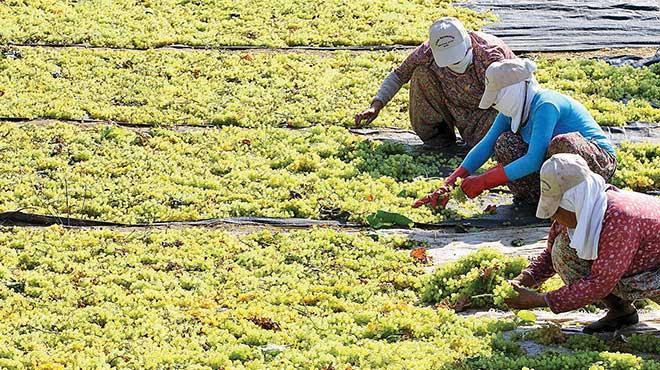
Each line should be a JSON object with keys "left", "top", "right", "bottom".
{"left": 0, "top": 209, "right": 547, "bottom": 230}
{"left": 599, "top": 48, "right": 660, "bottom": 68}
{"left": 459, "top": 0, "right": 660, "bottom": 52}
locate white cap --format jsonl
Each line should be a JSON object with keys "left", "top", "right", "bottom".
{"left": 429, "top": 17, "right": 471, "bottom": 68}
{"left": 536, "top": 154, "right": 593, "bottom": 219}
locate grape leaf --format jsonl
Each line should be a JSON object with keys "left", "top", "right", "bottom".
{"left": 366, "top": 210, "right": 414, "bottom": 229}
{"left": 517, "top": 310, "right": 537, "bottom": 323}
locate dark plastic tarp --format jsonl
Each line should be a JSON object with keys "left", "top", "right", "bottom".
{"left": 599, "top": 48, "right": 660, "bottom": 67}
{"left": 459, "top": 0, "right": 660, "bottom": 52}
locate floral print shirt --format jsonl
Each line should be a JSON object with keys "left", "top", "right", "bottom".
{"left": 524, "top": 187, "right": 660, "bottom": 313}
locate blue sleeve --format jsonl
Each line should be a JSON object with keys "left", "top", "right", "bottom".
{"left": 503, "top": 103, "right": 560, "bottom": 181}
{"left": 461, "top": 113, "right": 510, "bottom": 174}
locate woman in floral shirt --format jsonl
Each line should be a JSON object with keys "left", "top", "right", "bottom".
{"left": 354, "top": 17, "right": 515, "bottom": 149}
{"left": 506, "top": 154, "right": 660, "bottom": 333}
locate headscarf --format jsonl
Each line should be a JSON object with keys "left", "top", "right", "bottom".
{"left": 447, "top": 46, "right": 473, "bottom": 74}
{"left": 493, "top": 78, "right": 540, "bottom": 133}
{"left": 558, "top": 172, "right": 608, "bottom": 260}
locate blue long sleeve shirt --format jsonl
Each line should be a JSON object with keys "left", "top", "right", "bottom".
{"left": 461, "top": 90, "right": 616, "bottom": 181}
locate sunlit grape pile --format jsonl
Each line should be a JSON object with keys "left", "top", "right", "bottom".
{"left": 0, "top": 121, "right": 480, "bottom": 224}
{"left": 0, "top": 227, "right": 658, "bottom": 369}
{"left": 421, "top": 249, "right": 528, "bottom": 310}
{"left": 0, "top": 226, "right": 521, "bottom": 369}
{"left": 0, "top": 47, "right": 658, "bottom": 128}
{"left": 0, "top": 121, "right": 651, "bottom": 225}
{"left": 0, "top": 0, "right": 492, "bottom": 48}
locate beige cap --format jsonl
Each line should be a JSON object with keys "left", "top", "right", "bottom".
{"left": 429, "top": 17, "right": 471, "bottom": 68}
{"left": 478, "top": 58, "right": 536, "bottom": 109}
{"left": 536, "top": 153, "right": 593, "bottom": 219}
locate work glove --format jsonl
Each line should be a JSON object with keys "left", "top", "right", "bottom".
{"left": 412, "top": 166, "right": 469, "bottom": 209}
{"left": 460, "top": 163, "right": 508, "bottom": 199}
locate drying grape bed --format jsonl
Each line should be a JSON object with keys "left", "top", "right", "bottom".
{"left": 0, "top": 227, "right": 657, "bottom": 369}
{"left": 0, "top": 0, "right": 491, "bottom": 48}
{"left": 0, "top": 121, "right": 655, "bottom": 226}
{"left": 1, "top": 1, "right": 659, "bottom": 368}
{"left": 0, "top": 47, "right": 658, "bottom": 128}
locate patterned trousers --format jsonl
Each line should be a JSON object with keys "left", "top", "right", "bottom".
{"left": 551, "top": 233, "right": 660, "bottom": 303}
{"left": 494, "top": 132, "right": 617, "bottom": 203}
{"left": 408, "top": 66, "right": 498, "bottom": 148}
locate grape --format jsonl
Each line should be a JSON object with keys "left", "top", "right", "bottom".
{"left": 492, "top": 280, "right": 517, "bottom": 307}
{"left": 450, "top": 178, "right": 468, "bottom": 203}
{"left": 0, "top": 121, "right": 494, "bottom": 225}
{"left": 421, "top": 249, "right": 528, "bottom": 310}
{"left": 0, "top": 48, "right": 657, "bottom": 129}
{"left": 0, "top": 1, "right": 490, "bottom": 48}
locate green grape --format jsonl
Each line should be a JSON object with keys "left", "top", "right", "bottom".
{"left": 492, "top": 280, "right": 517, "bottom": 308}
{"left": 420, "top": 249, "right": 529, "bottom": 310}
{"left": 527, "top": 324, "right": 567, "bottom": 345}
{"left": 2, "top": 227, "right": 654, "bottom": 367}
{"left": 626, "top": 334, "right": 660, "bottom": 354}
{"left": 0, "top": 1, "right": 491, "bottom": 48}
{"left": 565, "top": 334, "right": 608, "bottom": 351}
{"left": 0, "top": 121, "right": 489, "bottom": 224}
{"left": 612, "top": 142, "right": 660, "bottom": 192}
{"left": 450, "top": 178, "right": 468, "bottom": 203}
{"left": 0, "top": 48, "right": 657, "bottom": 129}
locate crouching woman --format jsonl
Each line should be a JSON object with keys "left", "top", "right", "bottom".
{"left": 506, "top": 154, "right": 660, "bottom": 333}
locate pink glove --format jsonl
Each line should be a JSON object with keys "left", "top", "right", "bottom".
{"left": 461, "top": 164, "right": 509, "bottom": 199}
{"left": 412, "top": 166, "right": 469, "bottom": 208}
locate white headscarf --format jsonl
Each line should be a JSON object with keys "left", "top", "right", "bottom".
{"left": 447, "top": 47, "right": 473, "bottom": 74}
{"left": 493, "top": 78, "right": 540, "bottom": 133}
{"left": 558, "top": 172, "right": 608, "bottom": 260}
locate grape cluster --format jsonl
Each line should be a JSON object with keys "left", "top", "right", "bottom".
{"left": 0, "top": 226, "right": 531, "bottom": 369}
{"left": 613, "top": 142, "right": 660, "bottom": 192}
{"left": 420, "top": 249, "right": 528, "bottom": 310}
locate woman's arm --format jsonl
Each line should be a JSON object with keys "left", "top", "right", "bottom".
{"left": 373, "top": 71, "right": 404, "bottom": 107}
{"left": 519, "top": 221, "right": 565, "bottom": 288}
{"left": 544, "top": 215, "right": 641, "bottom": 313}
{"left": 392, "top": 42, "right": 432, "bottom": 85}
{"left": 460, "top": 113, "right": 510, "bottom": 173}
{"left": 358, "top": 42, "right": 430, "bottom": 125}
{"left": 502, "top": 103, "right": 560, "bottom": 181}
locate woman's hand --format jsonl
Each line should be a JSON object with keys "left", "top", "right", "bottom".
{"left": 412, "top": 186, "right": 451, "bottom": 209}
{"left": 511, "top": 272, "right": 537, "bottom": 289}
{"left": 460, "top": 163, "right": 508, "bottom": 199}
{"left": 355, "top": 100, "right": 384, "bottom": 126}
{"left": 412, "top": 167, "right": 470, "bottom": 209}
{"left": 504, "top": 282, "right": 548, "bottom": 309}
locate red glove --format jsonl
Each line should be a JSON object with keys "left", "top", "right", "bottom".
{"left": 444, "top": 166, "right": 470, "bottom": 188}
{"left": 412, "top": 166, "right": 469, "bottom": 208}
{"left": 460, "top": 163, "right": 509, "bottom": 199}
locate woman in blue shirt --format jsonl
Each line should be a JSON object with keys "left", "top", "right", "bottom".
{"left": 413, "top": 58, "right": 617, "bottom": 208}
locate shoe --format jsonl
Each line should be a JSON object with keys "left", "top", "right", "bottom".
{"left": 582, "top": 311, "right": 639, "bottom": 334}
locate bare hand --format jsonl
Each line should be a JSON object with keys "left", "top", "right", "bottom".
{"left": 504, "top": 282, "right": 548, "bottom": 309}
{"left": 354, "top": 100, "right": 383, "bottom": 126}
{"left": 512, "top": 272, "right": 537, "bottom": 289}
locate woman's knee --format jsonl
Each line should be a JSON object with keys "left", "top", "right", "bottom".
{"left": 548, "top": 133, "right": 583, "bottom": 155}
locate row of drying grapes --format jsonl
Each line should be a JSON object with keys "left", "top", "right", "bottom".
{"left": 0, "top": 47, "right": 658, "bottom": 128}
{"left": 0, "top": 121, "right": 476, "bottom": 224}
{"left": 0, "top": 121, "right": 655, "bottom": 225}
{"left": 0, "top": 226, "right": 657, "bottom": 369}
{"left": 0, "top": 0, "right": 491, "bottom": 48}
